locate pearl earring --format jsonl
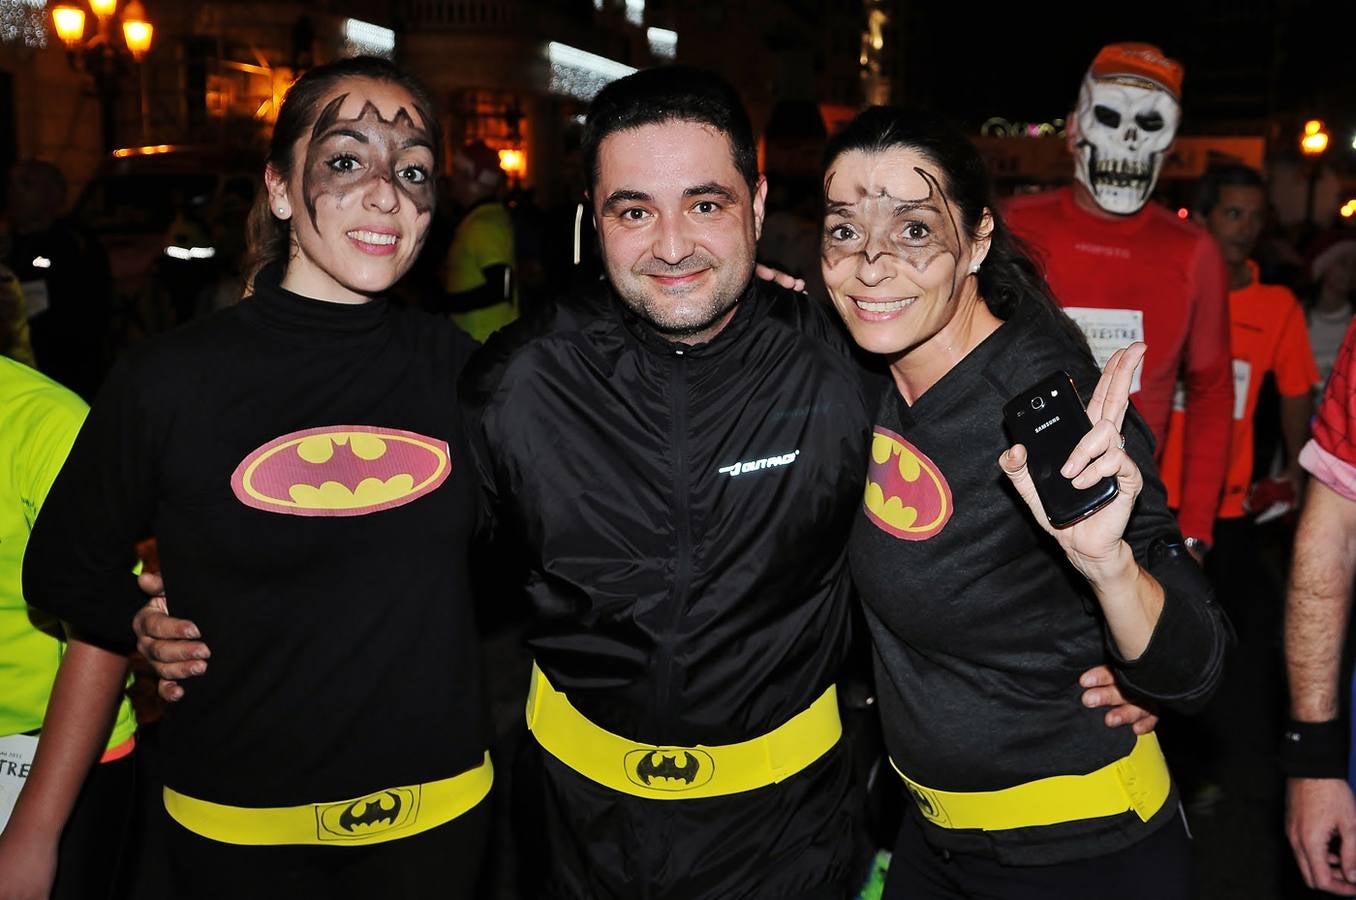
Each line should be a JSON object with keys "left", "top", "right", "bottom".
{"left": 968, "top": 263, "right": 980, "bottom": 274}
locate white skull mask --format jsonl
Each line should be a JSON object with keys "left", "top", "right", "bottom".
{"left": 1072, "top": 76, "right": 1180, "bottom": 215}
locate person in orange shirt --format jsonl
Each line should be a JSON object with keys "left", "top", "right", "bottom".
{"left": 1161, "top": 164, "right": 1318, "bottom": 524}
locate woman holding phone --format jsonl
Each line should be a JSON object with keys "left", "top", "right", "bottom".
{"left": 819, "top": 107, "right": 1228, "bottom": 898}
{"left": 22, "top": 57, "right": 492, "bottom": 898}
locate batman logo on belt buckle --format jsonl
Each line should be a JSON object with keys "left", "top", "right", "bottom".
{"left": 316, "top": 786, "right": 420, "bottom": 840}
{"left": 907, "top": 784, "right": 950, "bottom": 827}
{"left": 624, "top": 748, "right": 716, "bottom": 792}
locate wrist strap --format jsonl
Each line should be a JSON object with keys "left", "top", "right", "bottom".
{"left": 1280, "top": 719, "right": 1349, "bottom": 779}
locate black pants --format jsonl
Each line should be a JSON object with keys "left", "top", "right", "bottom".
{"left": 1163, "top": 516, "right": 1283, "bottom": 793}
{"left": 1203, "top": 517, "right": 1286, "bottom": 761}
{"left": 51, "top": 748, "right": 136, "bottom": 900}
{"left": 515, "top": 737, "right": 861, "bottom": 900}
{"left": 164, "top": 793, "right": 491, "bottom": 900}
{"left": 882, "top": 807, "right": 1192, "bottom": 900}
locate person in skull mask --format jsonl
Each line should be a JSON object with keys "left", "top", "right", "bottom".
{"left": 1007, "top": 42, "right": 1232, "bottom": 563}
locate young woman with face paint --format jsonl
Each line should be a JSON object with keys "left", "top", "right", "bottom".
{"left": 22, "top": 58, "right": 492, "bottom": 898}
{"left": 820, "top": 107, "right": 1228, "bottom": 898}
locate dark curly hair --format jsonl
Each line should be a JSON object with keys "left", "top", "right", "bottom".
{"left": 581, "top": 66, "right": 758, "bottom": 195}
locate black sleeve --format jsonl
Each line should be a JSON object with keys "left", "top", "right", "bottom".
{"left": 458, "top": 325, "right": 546, "bottom": 631}
{"left": 458, "top": 329, "right": 516, "bottom": 548}
{"left": 1104, "top": 404, "right": 1230, "bottom": 713}
{"left": 22, "top": 354, "right": 162, "bottom": 652}
{"left": 767, "top": 284, "right": 852, "bottom": 355}
{"left": 435, "top": 265, "right": 513, "bottom": 315}
{"left": 765, "top": 284, "right": 890, "bottom": 411}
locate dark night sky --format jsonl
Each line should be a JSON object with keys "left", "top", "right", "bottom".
{"left": 897, "top": 0, "right": 1354, "bottom": 148}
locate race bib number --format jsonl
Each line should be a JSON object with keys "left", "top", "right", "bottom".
{"left": 0, "top": 733, "right": 39, "bottom": 831}
{"left": 1232, "top": 359, "right": 1251, "bottom": 421}
{"left": 20, "top": 280, "right": 50, "bottom": 318}
{"left": 1172, "top": 361, "right": 1250, "bottom": 420}
{"left": 1063, "top": 307, "right": 1143, "bottom": 395}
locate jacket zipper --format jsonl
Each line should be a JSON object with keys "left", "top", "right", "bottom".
{"left": 651, "top": 348, "right": 693, "bottom": 738}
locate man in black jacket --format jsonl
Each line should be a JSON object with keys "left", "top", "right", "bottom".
{"left": 454, "top": 67, "right": 874, "bottom": 899}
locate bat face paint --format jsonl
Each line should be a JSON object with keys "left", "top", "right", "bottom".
{"left": 274, "top": 79, "right": 436, "bottom": 303}
{"left": 821, "top": 148, "right": 981, "bottom": 359}
{"left": 302, "top": 92, "right": 435, "bottom": 229}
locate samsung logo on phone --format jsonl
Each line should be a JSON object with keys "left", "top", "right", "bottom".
{"left": 1034, "top": 416, "right": 1061, "bottom": 433}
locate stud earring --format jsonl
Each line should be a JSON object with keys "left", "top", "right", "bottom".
{"left": 968, "top": 263, "right": 980, "bottom": 274}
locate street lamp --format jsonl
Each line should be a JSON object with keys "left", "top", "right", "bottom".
{"left": 1300, "top": 119, "right": 1330, "bottom": 229}
{"left": 498, "top": 148, "right": 526, "bottom": 187}
{"left": 1301, "top": 119, "right": 1329, "bottom": 156}
{"left": 51, "top": 7, "right": 86, "bottom": 44}
{"left": 51, "top": 1, "right": 156, "bottom": 153}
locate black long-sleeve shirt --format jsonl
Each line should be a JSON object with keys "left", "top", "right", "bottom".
{"left": 849, "top": 301, "right": 1227, "bottom": 865}
{"left": 23, "top": 270, "right": 489, "bottom": 807}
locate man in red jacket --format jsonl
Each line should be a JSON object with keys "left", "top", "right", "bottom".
{"left": 1007, "top": 42, "right": 1232, "bottom": 558}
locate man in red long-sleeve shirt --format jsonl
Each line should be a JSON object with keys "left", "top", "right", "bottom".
{"left": 1007, "top": 42, "right": 1232, "bottom": 555}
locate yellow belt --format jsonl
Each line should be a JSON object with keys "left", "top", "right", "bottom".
{"left": 163, "top": 752, "right": 493, "bottom": 846}
{"left": 892, "top": 732, "right": 1171, "bottom": 831}
{"left": 526, "top": 662, "right": 840, "bottom": 800}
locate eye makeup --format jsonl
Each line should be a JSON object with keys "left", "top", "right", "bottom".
{"left": 822, "top": 165, "right": 962, "bottom": 299}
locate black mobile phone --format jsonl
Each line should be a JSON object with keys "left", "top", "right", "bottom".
{"left": 1002, "top": 370, "right": 1118, "bottom": 529}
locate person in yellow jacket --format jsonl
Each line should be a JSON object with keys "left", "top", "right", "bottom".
{"left": 442, "top": 141, "right": 517, "bottom": 342}
{"left": 0, "top": 355, "right": 136, "bottom": 900}
{"left": 0, "top": 263, "right": 36, "bottom": 367}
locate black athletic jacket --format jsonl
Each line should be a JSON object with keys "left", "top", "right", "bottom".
{"left": 462, "top": 279, "right": 874, "bottom": 747}
{"left": 461, "top": 279, "right": 877, "bottom": 899}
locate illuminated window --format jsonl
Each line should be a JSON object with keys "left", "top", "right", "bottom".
{"left": 625, "top": 0, "right": 644, "bottom": 27}
{"left": 453, "top": 89, "right": 523, "bottom": 146}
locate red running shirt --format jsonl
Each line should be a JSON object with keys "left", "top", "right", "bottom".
{"left": 1006, "top": 187, "right": 1233, "bottom": 541}
{"left": 1312, "top": 319, "right": 1356, "bottom": 468}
